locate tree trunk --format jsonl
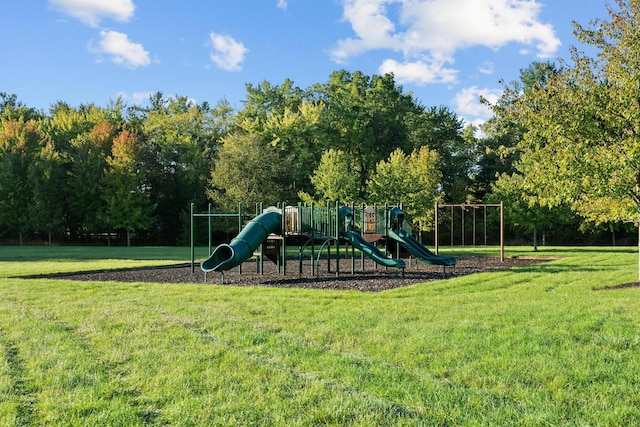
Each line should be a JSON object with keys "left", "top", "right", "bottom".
{"left": 533, "top": 226, "right": 538, "bottom": 252}
{"left": 610, "top": 224, "right": 616, "bottom": 246}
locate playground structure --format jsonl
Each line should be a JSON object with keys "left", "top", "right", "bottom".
{"left": 434, "top": 202, "right": 505, "bottom": 262}
{"left": 190, "top": 203, "right": 457, "bottom": 283}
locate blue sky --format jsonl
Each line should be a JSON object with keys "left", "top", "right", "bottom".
{"left": 1, "top": 0, "right": 609, "bottom": 127}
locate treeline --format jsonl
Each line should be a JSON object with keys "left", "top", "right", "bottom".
{"left": 0, "top": 69, "right": 621, "bottom": 246}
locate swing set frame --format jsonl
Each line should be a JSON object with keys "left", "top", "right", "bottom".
{"left": 434, "top": 202, "right": 504, "bottom": 262}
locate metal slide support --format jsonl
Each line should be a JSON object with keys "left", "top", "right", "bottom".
{"left": 208, "top": 203, "right": 212, "bottom": 255}
{"left": 335, "top": 201, "right": 340, "bottom": 277}
{"left": 360, "top": 203, "right": 365, "bottom": 270}
{"left": 238, "top": 203, "right": 243, "bottom": 274}
{"left": 311, "top": 203, "right": 315, "bottom": 276}
{"left": 434, "top": 202, "right": 439, "bottom": 255}
{"left": 281, "top": 201, "right": 287, "bottom": 276}
{"left": 350, "top": 201, "right": 355, "bottom": 274}
{"left": 500, "top": 201, "right": 505, "bottom": 262}
{"left": 190, "top": 203, "right": 195, "bottom": 273}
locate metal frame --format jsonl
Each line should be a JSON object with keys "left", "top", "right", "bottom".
{"left": 434, "top": 202, "right": 504, "bottom": 262}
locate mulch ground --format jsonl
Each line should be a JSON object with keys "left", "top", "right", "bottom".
{"left": 27, "top": 256, "right": 550, "bottom": 292}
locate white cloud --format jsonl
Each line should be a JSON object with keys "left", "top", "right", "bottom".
{"left": 91, "top": 30, "right": 150, "bottom": 68}
{"left": 277, "top": 0, "right": 288, "bottom": 10}
{"left": 477, "top": 61, "right": 495, "bottom": 75}
{"left": 453, "top": 86, "right": 502, "bottom": 120}
{"left": 118, "top": 91, "right": 198, "bottom": 106}
{"left": 117, "top": 91, "right": 154, "bottom": 105}
{"left": 333, "top": 0, "right": 561, "bottom": 85}
{"left": 332, "top": 0, "right": 401, "bottom": 62}
{"left": 208, "top": 33, "right": 248, "bottom": 72}
{"left": 49, "top": 0, "right": 135, "bottom": 27}
{"left": 379, "top": 58, "right": 457, "bottom": 85}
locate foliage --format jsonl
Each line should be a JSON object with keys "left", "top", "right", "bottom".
{"left": 141, "top": 94, "right": 225, "bottom": 243}
{"left": 101, "top": 128, "right": 156, "bottom": 238}
{"left": 27, "top": 139, "right": 66, "bottom": 238}
{"left": 1, "top": 57, "right": 610, "bottom": 245}
{"left": 313, "top": 70, "right": 423, "bottom": 199}
{"left": 368, "top": 147, "right": 442, "bottom": 230}
{"left": 495, "top": 2, "right": 640, "bottom": 224}
{"left": 487, "top": 0, "right": 640, "bottom": 275}
{"left": 67, "top": 122, "right": 115, "bottom": 236}
{"left": 409, "top": 106, "right": 471, "bottom": 202}
{"left": 476, "top": 62, "right": 562, "bottom": 202}
{"left": 208, "top": 132, "right": 293, "bottom": 209}
{"left": 0, "top": 92, "right": 42, "bottom": 122}
{"left": 307, "top": 148, "right": 360, "bottom": 204}
{"left": 237, "top": 80, "right": 325, "bottom": 196}
{"left": 489, "top": 172, "right": 578, "bottom": 249}
{"left": 0, "top": 120, "right": 46, "bottom": 240}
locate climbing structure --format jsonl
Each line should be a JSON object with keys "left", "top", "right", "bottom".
{"left": 192, "top": 203, "right": 455, "bottom": 279}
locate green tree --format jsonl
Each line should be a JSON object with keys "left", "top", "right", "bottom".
{"left": 207, "top": 132, "right": 292, "bottom": 210}
{"left": 28, "top": 139, "right": 66, "bottom": 244}
{"left": 66, "top": 121, "right": 115, "bottom": 238}
{"left": 142, "top": 94, "right": 223, "bottom": 243}
{"left": 313, "top": 70, "right": 422, "bottom": 199}
{"left": 477, "top": 62, "right": 562, "bottom": 201}
{"left": 237, "top": 80, "right": 323, "bottom": 197}
{"left": 102, "top": 128, "right": 155, "bottom": 245}
{"left": 489, "top": 173, "right": 576, "bottom": 250}
{"left": 368, "top": 147, "right": 442, "bottom": 231}
{"left": 0, "top": 92, "right": 42, "bottom": 122}
{"left": 40, "top": 102, "right": 118, "bottom": 239}
{"left": 408, "top": 106, "right": 470, "bottom": 202}
{"left": 0, "top": 119, "right": 46, "bottom": 243}
{"left": 492, "top": 0, "right": 640, "bottom": 278}
{"left": 308, "top": 149, "right": 360, "bottom": 204}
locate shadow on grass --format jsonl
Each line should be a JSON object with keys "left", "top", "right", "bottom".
{"left": 530, "top": 247, "right": 637, "bottom": 254}
{"left": 593, "top": 281, "right": 640, "bottom": 291}
{"left": 511, "top": 264, "right": 607, "bottom": 274}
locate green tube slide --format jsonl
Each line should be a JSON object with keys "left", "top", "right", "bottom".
{"left": 342, "top": 230, "right": 406, "bottom": 269}
{"left": 387, "top": 228, "right": 456, "bottom": 266}
{"left": 201, "top": 207, "right": 282, "bottom": 272}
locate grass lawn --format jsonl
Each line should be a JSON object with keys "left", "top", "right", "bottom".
{"left": 0, "top": 245, "right": 639, "bottom": 426}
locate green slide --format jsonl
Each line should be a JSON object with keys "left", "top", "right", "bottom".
{"left": 201, "top": 207, "right": 282, "bottom": 272}
{"left": 342, "top": 230, "right": 406, "bottom": 269}
{"left": 387, "top": 228, "right": 456, "bottom": 266}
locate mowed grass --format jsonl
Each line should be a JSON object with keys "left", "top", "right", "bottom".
{"left": 0, "top": 245, "right": 639, "bottom": 426}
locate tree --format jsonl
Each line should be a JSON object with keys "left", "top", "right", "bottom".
{"left": 28, "top": 139, "right": 66, "bottom": 244}
{"left": 0, "top": 119, "right": 46, "bottom": 243}
{"left": 308, "top": 149, "right": 360, "bottom": 204}
{"left": 489, "top": 173, "right": 577, "bottom": 250}
{"left": 492, "top": 0, "right": 640, "bottom": 279}
{"left": 142, "top": 94, "right": 223, "bottom": 243}
{"left": 66, "top": 121, "right": 115, "bottom": 238}
{"left": 313, "top": 70, "right": 422, "bottom": 199}
{"left": 476, "top": 62, "right": 562, "bottom": 202}
{"left": 237, "top": 80, "right": 324, "bottom": 197}
{"left": 408, "top": 106, "right": 470, "bottom": 202}
{"left": 40, "top": 102, "right": 117, "bottom": 239}
{"left": 207, "top": 132, "right": 293, "bottom": 210}
{"left": 368, "top": 147, "right": 442, "bottom": 232}
{"left": 0, "top": 93, "right": 42, "bottom": 122}
{"left": 102, "top": 128, "right": 155, "bottom": 246}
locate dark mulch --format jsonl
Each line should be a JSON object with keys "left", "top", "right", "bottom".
{"left": 23, "top": 256, "right": 548, "bottom": 292}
